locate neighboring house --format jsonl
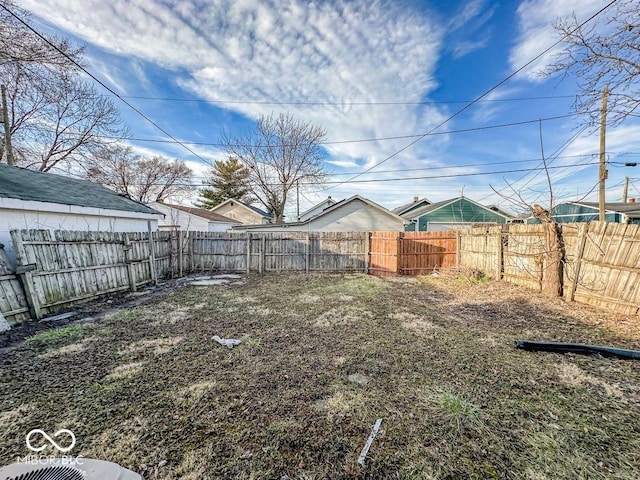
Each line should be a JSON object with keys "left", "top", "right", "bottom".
{"left": 392, "top": 196, "right": 431, "bottom": 217}
{"left": 525, "top": 201, "right": 640, "bottom": 224}
{"left": 0, "top": 164, "right": 163, "bottom": 264}
{"left": 210, "top": 199, "right": 272, "bottom": 225}
{"left": 298, "top": 196, "right": 336, "bottom": 221}
{"left": 232, "top": 195, "right": 405, "bottom": 232}
{"left": 150, "top": 202, "right": 240, "bottom": 232}
{"left": 404, "top": 196, "right": 512, "bottom": 231}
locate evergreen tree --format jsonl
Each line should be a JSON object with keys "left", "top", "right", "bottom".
{"left": 199, "top": 157, "right": 253, "bottom": 209}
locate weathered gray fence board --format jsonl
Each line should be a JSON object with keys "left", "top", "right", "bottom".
{"left": 9, "top": 230, "right": 173, "bottom": 318}
{"left": 0, "top": 243, "right": 30, "bottom": 326}
{"left": 187, "top": 231, "right": 368, "bottom": 273}
{"left": 459, "top": 226, "right": 502, "bottom": 278}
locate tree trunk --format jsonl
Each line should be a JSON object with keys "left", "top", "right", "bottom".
{"left": 542, "top": 222, "right": 563, "bottom": 296}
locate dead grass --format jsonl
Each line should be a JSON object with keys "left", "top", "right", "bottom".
{"left": 1, "top": 272, "right": 639, "bottom": 479}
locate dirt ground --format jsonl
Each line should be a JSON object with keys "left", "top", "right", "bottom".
{"left": 1, "top": 273, "right": 639, "bottom": 479}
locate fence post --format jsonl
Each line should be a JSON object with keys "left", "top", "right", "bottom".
{"left": 495, "top": 227, "right": 503, "bottom": 280}
{"left": 259, "top": 235, "right": 266, "bottom": 273}
{"left": 364, "top": 232, "right": 371, "bottom": 274}
{"left": 455, "top": 230, "right": 461, "bottom": 268}
{"left": 147, "top": 222, "right": 158, "bottom": 284}
{"left": 396, "top": 232, "right": 403, "bottom": 275}
{"left": 189, "top": 231, "right": 195, "bottom": 273}
{"left": 246, "top": 233, "right": 252, "bottom": 274}
{"left": 566, "top": 222, "right": 589, "bottom": 302}
{"left": 123, "top": 235, "right": 137, "bottom": 292}
{"left": 305, "top": 232, "right": 311, "bottom": 274}
{"left": 178, "top": 231, "right": 183, "bottom": 277}
{"left": 10, "top": 230, "right": 42, "bottom": 320}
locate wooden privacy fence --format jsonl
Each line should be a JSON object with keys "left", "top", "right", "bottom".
{"left": 5, "top": 222, "right": 640, "bottom": 326}
{"left": 0, "top": 243, "right": 29, "bottom": 328}
{"left": 9, "top": 230, "right": 174, "bottom": 320}
{"left": 368, "top": 231, "right": 457, "bottom": 276}
{"left": 459, "top": 222, "right": 640, "bottom": 315}
{"left": 563, "top": 222, "right": 640, "bottom": 314}
{"left": 2, "top": 230, "right": 369, "bottom": 324}
{"left": 190, "top": 231, "right": 368, "bottom": 273}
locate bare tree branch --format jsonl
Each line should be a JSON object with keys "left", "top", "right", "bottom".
{"left": 220, "top": 112, "right": 328, "bottom": 222}
{"left": 0, "top": 0, "right": 126, "bottom": 170}
{"left": 544, "top": 1, "right": 640, "bottom": 126}
{"left": 86, "top": 145, "right": 193, "bottom": 202}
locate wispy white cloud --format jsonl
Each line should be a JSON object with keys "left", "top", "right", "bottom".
{"left": 23, "top": 0, "right": 446, "bottom": 169}
{"left": 469, "top": 87, "right": 522, "bottom": 124}
{"left": 446, "top": 0, "right": 495, "bottom": 59}
{"left": 509, "top": 0, "right": 610, "bottom": 81}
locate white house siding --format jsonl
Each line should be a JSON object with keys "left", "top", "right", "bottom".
{"left": 233, "top": 198, "right": 404, "bottom": 233}
{"left": 0, "top": 198, "right": 160, "bottom": 265}
{"left": 307, "top": 198, "right": 403, "bottom": 231}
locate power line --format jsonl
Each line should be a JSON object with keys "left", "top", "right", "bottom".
{"left": 104, "top": 113, "right": 575, "bottom": 147}
{"left": 0, "top": 3, "right": 209, "bottom": 164}
{"left": 476, "top": 124, "right": 590, "bottom": 203}
{"left": 327, "top": 0, "right": 619, "bottom": 190}
{"left": 184, "top": 153, "right": 634, "bottom": 184}
{"left": 154, "top": 160, "right": 600, "bottom": 188}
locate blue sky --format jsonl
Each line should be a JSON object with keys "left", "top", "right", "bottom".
{"left": 19, "top": 0, "right": 640, "bottom": 215}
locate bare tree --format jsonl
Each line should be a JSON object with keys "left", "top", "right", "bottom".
{"left": 546, "top": 0, "right": 640, "bottom": 126}
{"left": 0, "top": 1, "right": 81, "bottom": 69}
{"left": 87, "top": 144, "right": 193, "bottom": 203}
{"left": 220, "top": 112, "right": 328, "bottom": 222}
{"left": 0, "top": 0, "right": 126, "bottom": 170}
{"left": 491, "top": 122, "right": 564, "bottom": 296}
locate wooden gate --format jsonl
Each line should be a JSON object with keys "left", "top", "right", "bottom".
{"left": 399, "top": 231, "right": 457, "bottom": 275}
{"left": 368, "top": 231, "right": 400, "bottom": 276}
{"left": 368, "top": 231, "right": 457, "bottom": 276}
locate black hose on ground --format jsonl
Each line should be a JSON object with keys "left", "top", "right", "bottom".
{"left": 515, "top": 340, "right": 640, "bottom": 360}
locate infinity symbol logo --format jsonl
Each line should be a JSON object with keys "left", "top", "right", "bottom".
{"left": 26, "top": 429, "right": 76, "bottom": 453}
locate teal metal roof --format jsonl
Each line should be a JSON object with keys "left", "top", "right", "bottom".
{"left": 0, "top": 164, "right": 161, "bottom": 216}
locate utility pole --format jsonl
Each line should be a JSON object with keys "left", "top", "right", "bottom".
{"left": 622, "top": 176, "right": 629, "bottom": 203}
{"left": 598, "top": 86, "right": 609, "bottom": 222}
{"left": 1, "top": 84, "right": 15, "bottom": 166}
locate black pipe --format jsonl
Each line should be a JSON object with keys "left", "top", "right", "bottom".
{"left": 515, "top": 340, "right": 640, "bottom": 360}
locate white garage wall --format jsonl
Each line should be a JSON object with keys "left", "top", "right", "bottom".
{"left": 0, "top": 200, "right": 161, "bottom": 266}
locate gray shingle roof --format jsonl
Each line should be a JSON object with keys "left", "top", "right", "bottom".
{"left": 577, "top": 202, "right": 640, "bottom": 218}
{"left": 241, "top": 201, "right": 272, "bottom": 218}
{"left": 0, "top": 164, "right": 161, "bottom": 216}
{"left": 159, "top": 202, "right": 239, "bottom": 223}
{"left": 392, "top": 198, "right": 430, "bottom": 215}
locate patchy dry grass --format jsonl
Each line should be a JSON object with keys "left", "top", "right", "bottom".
{"left": 1, "top": 273, "right": 639, "bottom": 479}
{"left": 24, "top": 324, "right": 82, "bottom": 347}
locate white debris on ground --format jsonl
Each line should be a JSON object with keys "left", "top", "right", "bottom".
{"left": 182, "top": 274, "right": 246, "bottom": 287}
{"left": 348, "top": 373, "right": 370, "bottom": 385}
{"left": 189, "top": 279, "right": 231, "bottom": 286}
{"left": 212, "top": 335, "right": 242, "bottom": 349}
